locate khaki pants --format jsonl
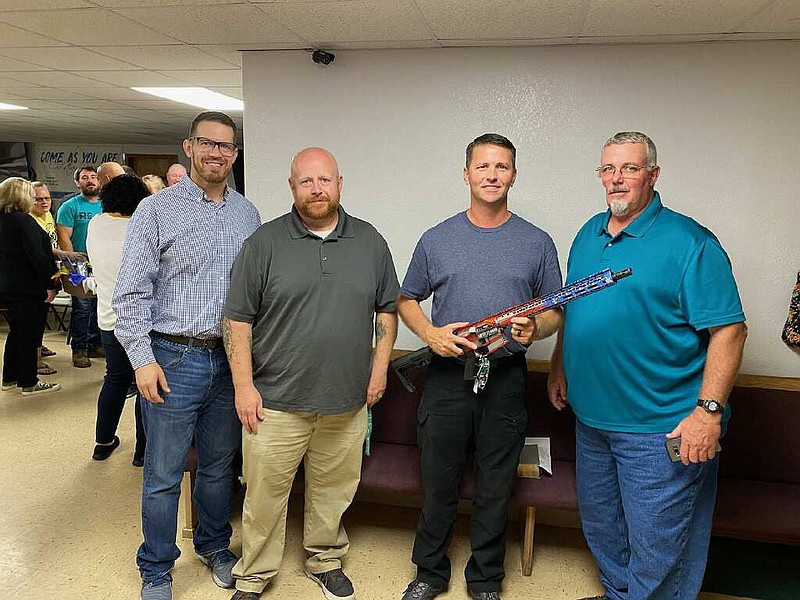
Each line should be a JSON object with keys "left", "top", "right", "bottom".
{"left": 233, "top": 405, "right": 367, "bottom": 593}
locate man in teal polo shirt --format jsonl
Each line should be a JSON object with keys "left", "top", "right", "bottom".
{"left": 548, "top": 132, "right": 747, "bottom": 600}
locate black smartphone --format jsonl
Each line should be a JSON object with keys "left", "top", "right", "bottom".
{"left": 665, "top": 436, "right": 722, "bottom": 462}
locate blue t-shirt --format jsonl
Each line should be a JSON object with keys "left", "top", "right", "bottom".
{"left": 56, "top": 194, "right": 102, "bottom": 252}
{"left": 401, "top": 211, "right": 562, "bottom": 353}
{"left": 562, "top": 192, "right": 745, "bottom": 433}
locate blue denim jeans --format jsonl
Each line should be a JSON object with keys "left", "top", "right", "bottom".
{"left": 69, "top": 295, "right": 101, "bottom": 351}
{"left": 575, "top": 420, "right": 719, "bottom": 600}
{"left": 136, "top": 336, "right": 241, "bottom": 584}
{"left": 95, "top": 330, "right": 145, "bottom": 455}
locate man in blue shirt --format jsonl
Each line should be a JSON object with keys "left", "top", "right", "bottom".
{"left": 398, "top": 134, "right": 562, "bottom": 600}
{"left": 113, "top": 111, "right": 261, "bottom": 600}
{"left": 56, "top": 165, "right": 102, "bottom": 367}
{"left": 549, "top": 132, "right": 748, "bottom": 600}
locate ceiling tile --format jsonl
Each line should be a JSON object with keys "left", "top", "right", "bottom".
{"left": 116, "top": 4, "right": 305, "bottom": 45}
{"left": 91, "top": 0, "right": 242, "bottom": 6}
{"left": 92, "top": 44, "right": 237, "bottom": 70}
{"left": 0, "top": 0, "right": 94, "bottom": 9}
{"left": 0, "top": 22, "right": 69, "bottom": 47}
{"left": 256, "top": 0, "right": 435, "bottom": 43}
{"left": 0, "top": 55, "right": 49, "bottom": 71}
{"left": 744, "top": 0, "right": 800, "bottom": 33}
{"left": 0, "top": 47, "right": 141, "bottom": 71}
{"left": 0, "top": 76, "right": 47, "bottom": 88}
{"left": 0, "top": 8, "right": 181, "bottom": 46}
{"left": 3, "top": 71, "right": 99, "bottom": 86}
{"left": 581, "top": 0, "right": 757, "bottom": 36}
{"left": 75, "top": 70, "right": 189, "bottom": 87}
{"left": 158, "top": 69, "right": 241, "bottom": 87}
{"left": 415, "top": 0, "right": 584, "bottom": 40}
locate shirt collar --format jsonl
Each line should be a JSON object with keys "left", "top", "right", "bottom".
{"left": 599, "top": 191, "right": 663, "bottom": 238}
{"left": 288, "top": 205, "right": 353, "bottom": 240}
{"left": 179, "top": 174, "right": 231, "bottom": 205}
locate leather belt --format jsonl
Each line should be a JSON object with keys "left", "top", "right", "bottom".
{"left": 150, "top": 331, "right": 223, "bottom": 350}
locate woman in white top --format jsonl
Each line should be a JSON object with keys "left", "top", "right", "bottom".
{"left": 86, "top": 174, "right": 150, "bottom": 463}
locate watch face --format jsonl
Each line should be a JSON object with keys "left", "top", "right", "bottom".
{"left": 701, "top": 399, "right": 722, "bottom": 412}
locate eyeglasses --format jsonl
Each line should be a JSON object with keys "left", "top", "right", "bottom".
{"left": 595, "top": 164, "right": 651, "bottom": 179}
{"left": 189, "top": 136, "right": 237, "bottom": 157}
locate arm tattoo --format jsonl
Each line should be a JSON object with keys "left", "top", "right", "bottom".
{"left": 221, "top": 317, "right": 234, "bottom": 359}
{"left": 375, "top": 320, "right": 387, "bottom": 340}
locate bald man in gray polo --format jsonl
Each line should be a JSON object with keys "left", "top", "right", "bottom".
{"left": 223, "top": 148, "right": 399, "bottom": 600}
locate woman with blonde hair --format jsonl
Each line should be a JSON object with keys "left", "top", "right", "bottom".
{"left": 141, "top": 174, "right": 165, "bottom": 195}
{"left": 0, "top": 177, "right": 60, "bottom": 396}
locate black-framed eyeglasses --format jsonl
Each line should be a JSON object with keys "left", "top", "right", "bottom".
{"left": 189, "top": 136, "right": 237, "bottom": 157}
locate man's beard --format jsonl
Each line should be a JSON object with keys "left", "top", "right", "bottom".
{"left": 193, "top": 157, "right": 229, "bottom": 185}
{"left": 609, "top": 199, "right": 630, "bottom": 217}
{"left": 80, "top": 184, "right": 98, "bottom": 196}
{"left": 298, "top": 196, "right": 338, "bottom": 222}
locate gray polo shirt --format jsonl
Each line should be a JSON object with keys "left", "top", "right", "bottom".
{"left": 226, "top": 205, "right": 400, "bottom": 415}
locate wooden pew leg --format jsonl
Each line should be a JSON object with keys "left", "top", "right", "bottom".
{"left": 520, "top": 505, "right": 536, "bottom": 576}
{"left": 181, "top": 470, "right": 198, "bottom": 539}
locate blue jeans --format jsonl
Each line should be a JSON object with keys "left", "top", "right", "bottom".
{"left": 136, "top": 337, "right": 241, "bottom": 584}
{"left": 70, "top": 295, "right": 101, "bottom": 352}
{"left": 575, "top": 420, "right": 719, "bottom": 600}
{"left": 95, "top": 330, "right": 145, "bottom": 455}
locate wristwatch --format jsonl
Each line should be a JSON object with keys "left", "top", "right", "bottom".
{"left": 697, "top": 398, "right": 724, "bottom": 414}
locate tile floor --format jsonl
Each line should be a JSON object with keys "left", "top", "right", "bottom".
{"left": 0, "top": 330, "right": 750, "bottom": 600}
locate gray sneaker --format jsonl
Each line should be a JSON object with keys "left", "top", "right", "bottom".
{"left": 141, "top": 580, "right": 172, "bottom": 600}
{"left": 198, "top": 548, "right": 238, "bottom": 589}
{"left": 306, "top": 568, "right": 355, "bottom": 600}
{"left": 21, "top": 381, "right": 61, "bottom": 396}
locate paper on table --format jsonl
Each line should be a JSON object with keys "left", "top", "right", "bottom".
{"left": 524, "top": 437, "right": 552, "bottom": 475}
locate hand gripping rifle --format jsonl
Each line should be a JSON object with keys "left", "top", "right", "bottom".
{"left": 391, "top": 267, "right": 633, "bottom": 393}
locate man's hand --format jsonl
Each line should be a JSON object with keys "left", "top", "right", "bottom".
{"left": 666, "top": 408, "right": 722, "bottom": 466}
{"left": 366, "top": 369, "right": 386, "bottom": 407}
{"left": 60, "top": 250, "right": 88, "bottom": 261}
{"left": 135, "top": 362, "right": 170, "bottom": 404}
{"left": 45, "top": 289, "right": 57, "bottom": 303}
{"left": 510, "top": 316, "right": 537, "bottom": 345}
{"left": 235, "top": 384, "right": 264, "bottom": 434}
{"left": 547, "top": 368, "right": 568, "bottom": 410}
{"left": 424, "top": 321, "right": 477, "bottom": 357}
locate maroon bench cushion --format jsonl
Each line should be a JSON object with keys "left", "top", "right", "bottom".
{"left": 714, "top": 478, "right": 800, "bottom": 544}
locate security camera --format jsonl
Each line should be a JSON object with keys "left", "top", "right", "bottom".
{"left": 312, "top": 50, "right": 335, "bottom": 66}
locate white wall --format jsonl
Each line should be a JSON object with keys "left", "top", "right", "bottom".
{"left": 242, "top": 43, "right": 800, "bottom": 377}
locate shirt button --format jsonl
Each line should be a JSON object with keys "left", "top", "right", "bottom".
{"left": 322, "top": 257, "right": 327, "bottom": 261}
{"left": 606, "top": 242, "right": 612, "bottom": 247}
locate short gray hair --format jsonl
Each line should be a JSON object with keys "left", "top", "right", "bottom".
{"left": 603, "top": 132, "right": 657, "bottom": 168}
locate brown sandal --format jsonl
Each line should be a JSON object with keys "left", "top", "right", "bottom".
{"left": 37, "top": 363, "right": 58, "bottom": 375}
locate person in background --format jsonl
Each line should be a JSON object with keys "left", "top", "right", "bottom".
{"left": 549, "top": 132, "right": 747, "bottom": 600}
{"left": 86, "top": 174, "right": 149, "bottom": 464}
{"left": 97, "top": 162, "right": 126, "bottom": 188}
{"left": 166, "top": 163, "right": 187, "bottom": 186}
{"left": 142, "top": 174, "right": 166, "bottom": 195}
{"left": 56, "top": 165, "right": 103, "bottom": 368}
{"left": 0, "top": 177, "right": 61, "bottom": 397}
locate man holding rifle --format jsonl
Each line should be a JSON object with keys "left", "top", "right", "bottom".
{"left": 397, "top": 134, "right": 562, "bottom": 600}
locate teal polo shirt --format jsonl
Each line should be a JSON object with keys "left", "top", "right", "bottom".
{"left": 562, "top": 192, "right": 745, "bottom": 433}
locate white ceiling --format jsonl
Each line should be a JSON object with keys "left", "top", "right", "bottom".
{"left": 0, "top": 0, "right": 798, "bottom": 145}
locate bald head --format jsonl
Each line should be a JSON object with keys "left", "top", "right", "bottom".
{"left": 97, "top": 162, "right": 125, "bottom": 187}
{"left": 288, "top": 147, "right": 342, "bottom": 229}
{"left": 166, "top": 163, "right": 187, "bottom": 186}
{"left": 289, "top": 147, "right": 339, "bottom": 180}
